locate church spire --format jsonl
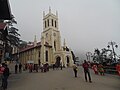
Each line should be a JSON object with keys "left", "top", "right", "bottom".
{"left": 49, "top": 6, "right": 51, "bottom": 13}
{"left": 43, "top": 11, "right": 45, "bottom": 17}
{"left": 63, "top": 38, "right": 66, "bottom": 47}
{"left": 56, "top": 10, "right": 58, "bottom": 17}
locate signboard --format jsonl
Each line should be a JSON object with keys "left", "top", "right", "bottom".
{"left": 27, "top": 60, "right": 34, "bottom": 64}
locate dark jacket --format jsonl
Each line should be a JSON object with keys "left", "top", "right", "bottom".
{"left": 3, "top": 67, "right": 10, "bottom": 77}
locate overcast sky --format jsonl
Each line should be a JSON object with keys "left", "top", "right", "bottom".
{"left": 9, "top": 0, "right": 120, "bottom": 59}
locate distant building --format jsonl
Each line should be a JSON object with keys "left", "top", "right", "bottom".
{"left": 15, "top": 8, "right": 74, "bottom": 67}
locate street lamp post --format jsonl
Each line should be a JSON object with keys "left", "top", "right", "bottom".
{"left": 107, "top": 41, "right": 118, "bottom": 63}
{"left": 86, "top": 52, "right": 92, "bottom": 61}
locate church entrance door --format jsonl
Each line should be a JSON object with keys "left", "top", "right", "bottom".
{"left": 55, "top": 56, "right": 61, "bottom": 68}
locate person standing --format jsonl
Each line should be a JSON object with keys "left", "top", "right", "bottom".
{"left": 82, "top": 60, "right": 92, "bottom": 83}
{"left": 72, "top": 64, "right": 78, "bottom": 77}
{"left": 92, "top": 64, "right": 98, "bottom": 75}
{"left": 19, "top": 63, "right": 22, "bottom": 73}
{"left": 0, "top": 63, "right": 5, "bottom": 89}
{"left": 116, "top": 63, "right": 120, "bottom": 76}
{"left": 2, "top": 64, "right": 10, "bottom": 90}
{"left": 15, "top": 64, "right": 18, "bottom": 74}
{"left": 52, "top": 64, "right": 55, "bottom": 70}
{"left": 60, "top": 60, "right": 63, "bottom": 70}
{"left": 40, "top": 63, "right": 44, "bottom": 72}
{"left": 98, "top": 63, "right": 104, "bottom": 75}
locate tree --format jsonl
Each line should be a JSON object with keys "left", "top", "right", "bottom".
{"left": 93, "top": 48, "right": 114, "bottom": 65}
{"left": 1, "top": 16, "right": 21, "bottom": 62}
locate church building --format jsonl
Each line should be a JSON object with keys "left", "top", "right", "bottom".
{"left": 18, "top": 8, "right": 74, "bottom": 67}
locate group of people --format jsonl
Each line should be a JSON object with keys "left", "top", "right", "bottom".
{"left": 0, "top": 63, "right": 10, "bottom": 90}
{"left": 72, "top": 60, "right": 120, "bottom": 84}
{"left": 72, "top": 60, "right": 105, "bottom": 83}
{"left": 15, "top": 63, "right": 22, "bottom": 74}
{"left": 15, "top": 62, "right": 63, "bottom": 74}
{"left": 92, "top": 63, "right": 104, "bottom": 75}
{"left": 21, "top": 63, "right": 39, "bottom": 73}
{"left": 72, "top": 60, "right": 92, "bottom": 83}
{"left": 20, "top": 63, "right": 49, "bottom": 73}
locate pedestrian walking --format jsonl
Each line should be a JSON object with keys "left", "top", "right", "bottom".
{"left": 72, "top": 64, "right": 78, "bottom": 77}
{"left": 34, "top": 64, "right": 38, "bottom": 72}
{"left": 92, "top": 64, "right": 98, "bottom": 75}
{"left": 52, "top": 64, "right": 55, "bottom": 70}
{"left": 82, "top": 60, "right": 92, "bottom": 83}
{"left": 40, "top": 63, "right": 44, "bottom": 72}
{"left": 116, "top": 62, "right": 120, "bottom": 76}
{"left": 19, "top": 63, "right": 22, "bottom": 73}
{"left": 15, "top": 64, "right": 18, "bottom": 74}
{"left": 1, "top": 64, "right": 10, "bottom": 90}
{"left": 60, "top": 61, "right": 63, "bottom": 70}
{"left": 29, "top": 63, "right": 33, "bottom": 73}
{"left": 98, "top": 63, "right": 104, "bottom": 75}
{"left": 0, "top": 63, "right": 5, "bottom": 89}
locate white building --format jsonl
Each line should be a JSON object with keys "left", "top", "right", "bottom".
{"left": 18, "top": 8, "right": 74, "bottom": 67}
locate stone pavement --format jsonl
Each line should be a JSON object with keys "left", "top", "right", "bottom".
{"left": 5, "top": 66, "right": 120, "bottom": 90}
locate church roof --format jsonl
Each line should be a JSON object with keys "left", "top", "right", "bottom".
{"left": 19, "top": 41, "right": 52, "bottom": 53}
{"left": 19, "top": 42, "right": 41, "bottom": 53}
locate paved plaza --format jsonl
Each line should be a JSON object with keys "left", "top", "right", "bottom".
{"left": 5, "top": 66, "right": 120, "bottom": 90}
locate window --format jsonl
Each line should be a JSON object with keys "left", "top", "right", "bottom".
{"left": 46, "top": 51, "right": 48, "bottom": 62}
{"left": 47, "top": 19, "right": 49, "bottom": 26}
{"left": 45, "top": 21, "right": 46, "bottom": 28}
{"left": 52, "top": 19, "right": 54, "bottom": 26}
{"left": 54, "top": 41, "right": 56, "bottom": 51}
{"left": 38, "top": 51, "right": 40, "bottom": 57}
{"left": 55, "top": 21, "right": 57, "bottom": 27}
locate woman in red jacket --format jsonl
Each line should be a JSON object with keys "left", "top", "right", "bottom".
{"left": 116, "top": 63, "right": 120, "bottom": 76}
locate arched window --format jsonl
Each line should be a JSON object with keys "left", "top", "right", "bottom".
{"left": 47, "top": 19, "right": 49, "bottom": 27}
{"left": 55, "top": 21, "right": 57, "bottom": 27}
{"left": 52, "top": 19, "right": 54, "bottom": 26}
{"left": 38, "top": 51, "right": 40, "bottom": 57}
{"left": 54, "top": 41, "right": 56, "bottom": 51}
{"left": 46, "top": 51, "right": 48, "bottom": 62}
{"left": 45, "top": 21, "right": 46, "bottom": 28}
{"left": 67, "top": 56, "right": 70, "bottom": 63}
{"left": 55, "top": 56, "right": 61, "bottom": 67}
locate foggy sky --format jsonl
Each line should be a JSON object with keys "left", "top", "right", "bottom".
{"left": 9, "top": 0, "right": 120, "bottom": 59}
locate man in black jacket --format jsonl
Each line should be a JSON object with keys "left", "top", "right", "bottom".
{"left": 2, "top": 64, "right": 10, "bottom": 90}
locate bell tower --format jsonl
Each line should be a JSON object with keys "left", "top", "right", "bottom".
{"left": 43, "top": 7, "right": 58, "bottom": 31}
{"left": 40, "top": 8, "right": 73, "bottom": 66}
{"left": 42, "top": 7, "right": 61, "bottom": 51}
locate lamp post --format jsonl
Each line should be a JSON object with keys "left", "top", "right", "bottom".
{"left": 86, "top": 52, "right": 92, "bottom": 61}
{"left": 107, "top": 41, "right": 118, "bottom": 63}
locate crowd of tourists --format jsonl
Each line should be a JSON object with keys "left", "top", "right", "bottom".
{"left": 72, "top": 60, "right": 120, "bottom": 83}
{"left": 14, "top": 62, "right": 63, "bottom": 74}
{"left": 0, "top": 61, "right": 64, "bottom": 90}
{"left": 0, "top": 60, "right": 120, "bottom": 90}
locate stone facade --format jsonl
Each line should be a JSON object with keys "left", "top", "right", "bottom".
{"left": 18, "top": 9, "right": 73, "bottom": 67}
